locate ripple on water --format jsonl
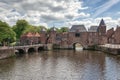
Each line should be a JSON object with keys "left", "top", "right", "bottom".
{"left": 0, "top": 50, "right": 120, "bottom": 80}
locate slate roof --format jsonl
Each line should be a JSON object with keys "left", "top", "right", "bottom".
{"left": 69, "top": 25, "right": 87, "bottom": 32}
{"left": 88, "top": 26, "right": 98, "bottom": 32}
{"left": 99, "top": 19, "right": 106, "bottom": 26}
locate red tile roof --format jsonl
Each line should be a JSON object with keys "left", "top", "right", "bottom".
{"left": 21, "top": 32, "right": 41, "bottom": 38}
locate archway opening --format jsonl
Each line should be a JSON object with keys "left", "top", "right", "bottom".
{"left": 38, "top": 46, "right": 44, "bottom": 52}
{"left": 28, "top": 48, "right": 36, "bottom": 53}
{"left": 73, "top": 43, "right": 83, "bottom": 51}
{"left": 15, "top": 49, "right": 25, "bottom": 56}
{"left": 117, "top": 49, "right": 120, "bottom": 55}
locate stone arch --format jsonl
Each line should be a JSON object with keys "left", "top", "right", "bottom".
{"left": 28, "top": 47, "right": 36, "bottom": 53}
{"left": 15, "top": 49, "right": 25, "bottom": 55}
{"left": 38, "top": 46, "right": 44, "bottom": 52}
{"left": 73, "top": 42, "right": 83, "bottom": 50}
{"left": 117, "top": 49, "right": 120, "bottom": 54}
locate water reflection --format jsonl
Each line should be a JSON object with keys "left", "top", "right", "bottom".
{"left": 0, "top": 58, "right": 15, "bottom": 80}
{"left": 0, "top": 50, "right": 120, "bottom": 80}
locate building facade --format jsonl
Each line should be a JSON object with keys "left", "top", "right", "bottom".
{"left": 20, "top": 19, "right": 120, "bottom": 49}
{"left": 20, "top": 32, "right": 41, "bottom": 45}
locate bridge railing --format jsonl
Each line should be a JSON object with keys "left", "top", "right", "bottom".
{"left": 0, "top": 44, "right": 45, "bottom": 50}
{"left": 14, "top": 44, "right": 44, "bottom": 48}
{"left": 100, "top": 44, "right": 120, "bottom": 49}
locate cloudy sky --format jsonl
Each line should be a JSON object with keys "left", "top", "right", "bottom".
{"left": 0, "top": 0, "right": 120, "bottom": 29}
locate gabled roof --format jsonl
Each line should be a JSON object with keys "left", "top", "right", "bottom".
{"left": 26, "top": 32, "right": 33, "bottom": 37}
{"left": 69, "top": 25, "right": 87, "bottom": 32}
{"left": 34, "top": 32, "right": 41, "bottom": 37}
{"left": 21, "top": 32, "right": 40, "bottom": 38}
{"left": 106, "top": 28, "right": 114, "bottom": 37}
{"left": 88, "top": 26, "right": 98, "bottom": 32}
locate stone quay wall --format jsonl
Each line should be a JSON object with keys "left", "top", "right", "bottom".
{"left": 95, "top": 45, "right": 120, "bottom": 55}
{"left": 0, "top": 48, "right": 15, "bottom": 59}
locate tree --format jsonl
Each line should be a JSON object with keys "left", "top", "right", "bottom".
{"left": 23, "top": 25, "right": 47, "bottom": 34}
{"left": 23, "top": 25, "right": 38, "bottom": 33}
{"left": 12, "top": 20, "right": 29, "bottom": 39}
{"left": 57, "top": 27, "right": 69, "bottom": 33}
{"left": 0, "top": 21, "right": 16, "bottom": 46}
{"left": 38, "top": 25, "right": 47, "bottom": 32}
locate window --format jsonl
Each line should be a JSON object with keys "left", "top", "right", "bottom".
{"left": 75, "top": 33, "right": 80, "bottom": 37}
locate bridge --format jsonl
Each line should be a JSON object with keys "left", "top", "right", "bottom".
{"left": 0, "top": 44, "right": 54, "bottom": 59}
{"left": 13, "top": 44, "right": 46, "bottom": 54}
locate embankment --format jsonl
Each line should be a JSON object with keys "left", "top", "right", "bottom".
{"left": 0, "top": 47, "right": 15, "bottom": 59}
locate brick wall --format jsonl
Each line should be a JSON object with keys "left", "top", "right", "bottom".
{"left": 114, "top": 27, "right": 120, "bottom": 44}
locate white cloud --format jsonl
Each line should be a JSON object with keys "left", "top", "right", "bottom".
{"left": 95, "top": 17, "right": 120, "bottom": 30}
{"left": 64, "top": 17, "right": 120, "bottom": 30}
{"left": 1, "top": 0, "right": 119, "bottom": 30}
{"left": 65, "top": 12, "right": 90, "bottom": 20}
{"left": 0, "top": 0, "right": 89, "bottom": 26}
{"left": 117, "top": 12, "right": 120, "bottom": 15}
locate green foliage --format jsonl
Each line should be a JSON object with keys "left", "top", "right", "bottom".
{"left": 57, "top": 27, "right": 69, "bottom": 33}
{"left": 23, "top": 25, "right": 47, "bottom": 34}
{"left": 38, "top": 25, "right": 47, "bottom": 31}
{"left": 47, "top": 28, "right": 51, "bottom": 33}
{"left": 12, "top": 20, "right": 29, "bottom": 39}
{"left": 47, "top": 27, "right": 69, "bottom": 33}
{"left": 23, "top": 25, "right": 38, "bottom": 33}
{"left": 0, "top": 20, "right": 16, "bottom": 45}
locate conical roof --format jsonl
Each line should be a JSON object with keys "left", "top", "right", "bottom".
{"left": 99, "top": 19, "right": 106, "bottom": 26}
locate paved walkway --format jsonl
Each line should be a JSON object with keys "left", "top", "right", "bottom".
{"left": 100, "top": 44, "right": 120, "bottom": 49}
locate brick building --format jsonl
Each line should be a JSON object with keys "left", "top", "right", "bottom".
{"left": 20, "top": 32, "right": 41, "bottom": 45}
{"left": 107, "top": 26, "right": 120, "bottom": 44}
{"left": 20, "top": 19, "right": 120, "bottom": 49}
{"left": 46, "top": 19, "right": 107, "bottom": 48}
{"left": 88, "top": 26, "right": 98, "bottom": 45}
{"left": 68, "top": 25, "right": 88, "bottom": 48}
{"left": 106, "top": 28, "right": 114, "bottom": 43}
{"left": 39, "top": 28, "right": 47, "bottom": 44}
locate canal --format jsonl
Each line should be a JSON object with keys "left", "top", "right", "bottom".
{"left": 0, "top": 50, "right": 120, "bottom": 80}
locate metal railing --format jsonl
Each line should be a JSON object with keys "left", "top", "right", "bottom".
{"left": 100, "top": 44, "right": 120, "bottom": 49}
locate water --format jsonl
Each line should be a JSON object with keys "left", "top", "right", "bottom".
{"left": 0, "top": 50, "right": 120, "bottom": 80}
